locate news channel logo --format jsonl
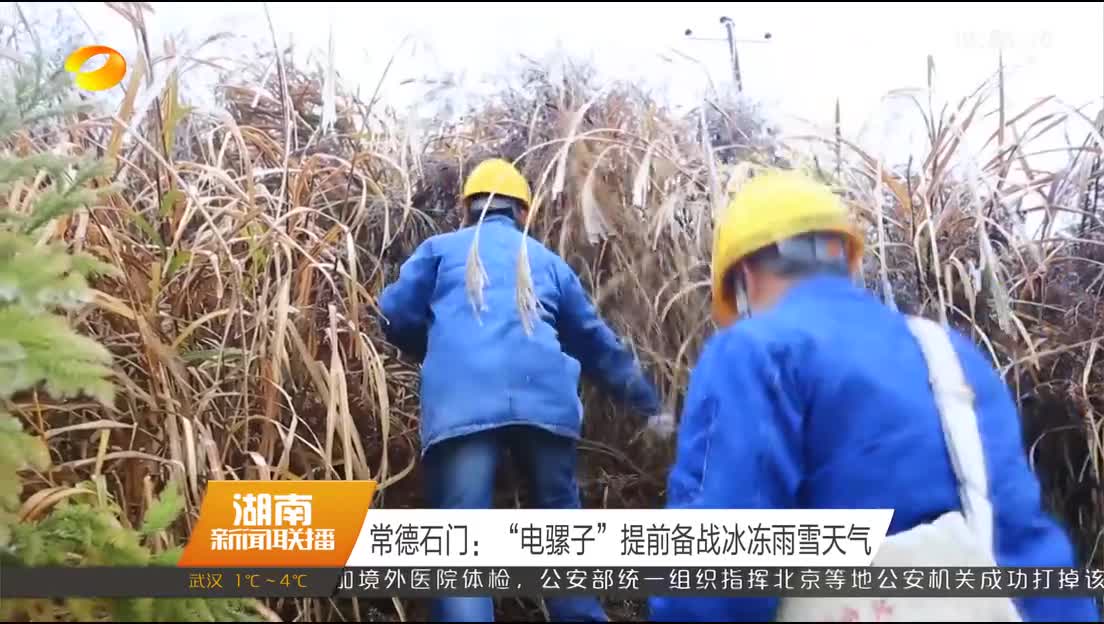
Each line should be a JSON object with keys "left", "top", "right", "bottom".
{"left": 953, "top": 29, "right": 1054, "bottom": 51}
{"left": 64, "top": 45, "right": 127, "bottom": 91}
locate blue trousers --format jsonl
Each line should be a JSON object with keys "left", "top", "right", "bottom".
{"left": 423, "top": 425, "right": 608, "bottom": 622}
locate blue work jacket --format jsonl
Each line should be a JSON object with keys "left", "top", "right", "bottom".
{"left": 378, "top": 214, "right": 662, "bottom": 454}
{"left": 649, "top": 274, "right": 1099, "bottom": 622}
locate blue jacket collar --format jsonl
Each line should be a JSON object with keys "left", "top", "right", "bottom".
{"left": 478, "top": 213, "right": 519, "bottom": 229}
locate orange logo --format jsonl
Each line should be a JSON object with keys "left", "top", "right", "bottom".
{"left": 178, "top": 480, "right": 377, "bottom": 567}
{"left": 64, "top": 45, "right": 127, "bottom": 91}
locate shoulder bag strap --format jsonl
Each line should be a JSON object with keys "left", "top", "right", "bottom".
{"left": 904, "top": 315, "right": 995, "bottom": 555}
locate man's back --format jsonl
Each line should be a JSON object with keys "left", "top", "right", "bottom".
{"left": 379, "top": 213, "right": 661, "bottom": 455}
{"left": 655, "top": 274, "right": 1098, "bottom": 621}
{"left": 781, "top": 277, "right": 1095, "bottom": 621}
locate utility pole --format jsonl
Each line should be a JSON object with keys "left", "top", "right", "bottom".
{"left": 684, "top": 20, "right": 772, "bottom": 93}
{"left": 720, "top": 17, "right": 741, "bottom": 92}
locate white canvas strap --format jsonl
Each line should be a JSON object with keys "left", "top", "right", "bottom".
{"left": 905, "top": 316, "right": 996, "bottom": 554}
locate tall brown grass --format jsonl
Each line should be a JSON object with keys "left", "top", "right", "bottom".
{"left": 6, "top": 7, "right": 1102, "bottom": 621}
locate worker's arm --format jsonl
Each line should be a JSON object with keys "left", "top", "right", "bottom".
{"left": 950, "top": 332, "right": 1101, "bottom": 622}
{"left": 555, "top": 261, "right": 662, "bottom": 418}
{"left": 649, "top": 329, "right": 802, "bottom": 623}
{"left": 378, "top": 239, "right": 438, "bottom": 362}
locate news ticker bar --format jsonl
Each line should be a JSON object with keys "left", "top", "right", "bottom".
{"left": 2, "top": 567, "right": 1102, "bottom": 599}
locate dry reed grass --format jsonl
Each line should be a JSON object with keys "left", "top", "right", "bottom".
{"left": 6, "top": 7, "right": 1102, "bottom": 621}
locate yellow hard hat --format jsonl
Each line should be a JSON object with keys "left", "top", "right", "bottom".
{"left": 462, "top": 158, "right": 532, "bottom": 208}
{"left": 711, "top": 170, "right": 864, "bottom": 327}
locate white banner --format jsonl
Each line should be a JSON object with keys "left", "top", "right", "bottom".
{"left": 347, "top": 509, "right": 893, "bottom": 567}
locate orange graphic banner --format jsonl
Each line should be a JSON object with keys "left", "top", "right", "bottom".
{"left": 178, "top": 480, "right": 376, "bottom": 567}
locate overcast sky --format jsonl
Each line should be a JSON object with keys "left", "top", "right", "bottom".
{"left": 45, "top": 2, "right": 1101, "bottom": 118}
{"left": 17, "top": 1, "right": 1104, "bottom": 179}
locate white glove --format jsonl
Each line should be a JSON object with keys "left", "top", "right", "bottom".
{"left": 645, "top": 411, "right": 676, "bottom": 441}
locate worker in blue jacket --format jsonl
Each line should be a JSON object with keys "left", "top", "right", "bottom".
{"left": 380, "top": 158, "right": 673, "bottom": 623}
{"left": 649, "top": 170, "right": 1100, "bottom": 622}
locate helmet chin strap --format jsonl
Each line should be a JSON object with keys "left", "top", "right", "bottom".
{"left": 734, "top": 273, "right": 752, "bottom": 320}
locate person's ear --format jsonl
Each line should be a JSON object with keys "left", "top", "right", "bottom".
{"left": 740, "top": 263, "right": 756, "bottom": 298}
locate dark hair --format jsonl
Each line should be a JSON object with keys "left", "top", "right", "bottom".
{"left": 744, "top": 232, "right": 850, "bottom": 278}
{"left": 725, "top": 232, "right": 850, "bottom": 297}
{"left": 467, "top": 194, "right": 524, "bottom": 221}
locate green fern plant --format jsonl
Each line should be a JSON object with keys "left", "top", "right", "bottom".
{"left": 0, "top": 46, "right": 259, "bottom": 623}
{"left": 0, "top": 40, "right": 116, "bottom": 555}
